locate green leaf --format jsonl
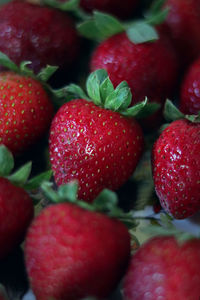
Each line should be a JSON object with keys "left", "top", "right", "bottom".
{"left": 0, "top": 51, "right": 19, "bottom": 72}
{"left": 41, "top": 181, "right": 60, "bottom": 203}
{"left": 93, "top": 189, "right": 119, "bottom": 211}
{"left": 94, "top": 11, "right": 124, "bottom": 40}
{"left": 58, "top": 181, "right": 78, "bottom": 203}
{"left": 65, "top": 83, "right": 89, "bottom": 100}
{"left": 126, "top": 21, "right": 159, "bottom": 44}
{"left": 99, "top": 77, "right": 114, "bottom": 103}
{"left": 0, "top": 145, "right": 14, "bottom": 177}
{"left": 185, "top": 112, "right": 200, "bottom": 123}
{"left": 86, "top": 69, "right": 108, "bottom": 105}
{"left": 149, "top": 0, "right": 167, "bottom": 14}
{"left": 37, "top": 65, "right": 58, "bottom": 82}
{"left": 77, "top": 20, "right": 102, "bottom": 41}
{"left": 19, "top": 61, "right": 34, "bottom": 77}
{"left": 146, "top": 8, "right": 169, "bottom": 25}
{"left": 104, "top": 86, "right": 132, "bottom": 111}
{"left": 121, "top": 97, "right": 148, "bottom": 117}
{"left": 43, "top": 0, "right": 80, "bottom": 11}
{"left": 8, "top": 162, "right": 32, "bottom": 186}
{"left": 24, "top": 170, "right": 52, "bottom": 190}
{"left": 164, "top": 99, "right": 184, "bottom": 122}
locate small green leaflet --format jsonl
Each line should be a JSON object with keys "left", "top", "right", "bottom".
{"left": 8, "top": 162, "right": 32, "bottom": 186}
{"left": 164, "top": 99, "right": 185, "bottom": 122}
{"left": 126, "top": 21, "right": 159, "bottom": 44}
{"left": 43, "top": 0, "right": 80, "bottom": 11}
{"left": 86, "top": 69, "right": 108, "bottom": 105}
{"left": 37, "top": 65, "right": 58, "bottom": 82}
{"left": 0, "top": 51, "right": 19, "bottom": 73}
{"left": 24, "top": 170, "right": 52, "bottom": 191}
{"left": 0, "top": 145, "right": 14, "bottom": 177}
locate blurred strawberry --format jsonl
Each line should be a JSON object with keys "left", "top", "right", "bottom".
{"left": 0, "top": 0, "right": 80, "bottom": 73}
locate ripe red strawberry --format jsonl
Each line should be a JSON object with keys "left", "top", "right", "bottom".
{"left": 79, "top": 0, "right": 138, "bottom": 19}
{"left": 0, "top": 71, "right": 54, "bottom": 154}
{"left": 90, "top": 30, "right": 178, "bottom": 107}
{"left": 152, "top": 117, "right": 200, "bottom": 219}
{"left": 0, "top": 177, "right": 33, "bottom": 259}
{"left": 163, "top": 0, "right": 200, "bottom": 66}
{"left": 0, "top": 1, "right": 79, "bottom": 73}
{"left": 25, "top": 202, "right": 131, "bottom": 300}
{"left": 180, "top": 56, "right": 200, "bottom": 114}
{"left": 49, "top": 98, "right": 143, "bottom": 202}
{"left": 123, "top": 236, "right": 200, "bottom": 300}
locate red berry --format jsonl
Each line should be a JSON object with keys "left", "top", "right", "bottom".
{"left": 180, "top": 57, "right": 200, "bottom": 114}
{"left": 25, "top": 203, "right": 130, "bottom": 300}
{"left": 90, "top": 31, "right": 178, "bottom": 106}
{"left": 0, "top": 72, "right": 54, "bottom": 154}
{"left": 123, "top": 236, "right": 200, "bottom": 300}
{"left": 163, "top": 0, "right": 200, "bottom": 66}
{"left": 49, "top": 99, "right": 144, "bottom": 202}
{"left": 0, "top": 177, "right": 33, "bottom": 259}
{"left": 80, "top": 0, "right": 138, "bottom": 19}
{"left": 152, "top": 119, "right": 200, "bottom": 219}
{"left": 0, "top": 1, "right": 79, "bottom": 73}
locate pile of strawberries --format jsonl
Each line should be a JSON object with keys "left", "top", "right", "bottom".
{"left": 0, "top": 0, "right": 200, "bottom": 299}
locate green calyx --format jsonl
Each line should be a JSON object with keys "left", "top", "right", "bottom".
{"left": 68, "top": 69, "right": 160, "bottom": 118}
{"left": 164, "top": 99, "right": 200, "bottom": 123}
{"left": 0, "top": 145, "right": 52, "bottom": 191}
{"left": 141, "top": 213, "right": 196, "bottom": 244}
{"left": 78, "top": 1, "right": 169, "bottom": 44}
{"left": 41, "top": 181, "right": 138, "bottom": 229}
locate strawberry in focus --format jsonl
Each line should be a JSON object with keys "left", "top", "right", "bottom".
{"left": 0, "top": 72, "right": 54, "bottom": 154}
{"left": 123, "top": 236, "right": 200, "bottom": 300}
{"left": 49, "top": 70, "right": 146, "bottom": 202}
{"left": 25, "top": 202, "right": 130, "bottom": 300}
{"left": 0, "top": 0, "right": 79, "bottom": 73}
{"left": 163, "top": 0, "right": 200, "bottom": 67}
{"left": 180, "top": 56, "right": 200, "bottom": 114}
{"left": 152, "top": 117, "right": 200, "bottom": 219}
{"left": 0, "top": 177, "right": 33, "bottom": 259}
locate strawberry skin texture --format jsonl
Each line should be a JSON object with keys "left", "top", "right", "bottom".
{"left": 164, "top": 0, "right": 200, "bottom": 67}
{"left": 180, "top": 57, "right": 200, "bottom": 114}
{"left": 152, "top": 119, "right": 200, "bottom": 219}
{"left": 49, "top": 99, "right": 144, "bottom": 202}
{"left": 90, "top": 31, "right": 178, "bottom": 106}
{"left": 0, "top": 1, "right": 79, "bottom": 73}
{"left": 25, "top": 203, "right": 131, "bottom": 300}
{"left": 0, "top": 72, "right": 54, "bottom": 154}
{"left": 123, "top": 237, "right": 200, "bottom": 300}
{"left": 80, "top": 0, "right": 138, "bottom": 19}
{"left": 0, "top": 177, "right": 33, "bottom": 259}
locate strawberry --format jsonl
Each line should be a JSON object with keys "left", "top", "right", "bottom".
{"left": 79, "top": 0, "right": 139, "bottom": 19}
{"left": 49, "top": 69, "right": 145, "bottom": 202}
{"left": 0, "top": 54, "right": 54, "bottom": 154}
{"left": 152, "top": 101, "right": 200, "bottom": 219}
{"left": 90, "top": 29, "right": 178, "bottom": 107}
{"left": 123, "top": 236, "right": 200, "bottom": 300}
{"left": 0, "top": 0, "right": 79, "bottom": 73}
{"left": 25, "top": 184, "right": 131, "bottom": 300}
{"left": 0, "top": 144, "right": 52, "bottom": 259}
{"left": 180, "top": 56, "right": 200, "bottom": 114}
{"left": 163, "top": 0, "right": 200, "bottom": 67}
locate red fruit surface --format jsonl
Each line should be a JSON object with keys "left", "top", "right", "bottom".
{"left": 25, "top": 203, "right": 130, "bottom": 300}
{"left": 0, "top": 177, "right": 33, "bottom": 259}
{"left": 123, "top": 236, "right": 200, "bottom": 300}
{"left": 90, "top": 31, "right": 178, "bottom": 106}
{"left": 164, "top": 0, "right": 200, "bottom": 66}
{"left": 80, "top": 0, "right": 138, "bottom": 19}
{"left": 180, "top": 57, "right": 200, "bottom": 114}
{"left": 49, "top": 99, "right": 144, "bottom": 202}
{"left": 152, "top": 119, "right": 200, "bottom": 219}
{"left": 0, "top": 1, "right": 79, "bottom": 73}
{"left": 0, "top": 72, "right": 54, "bottom": 154}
